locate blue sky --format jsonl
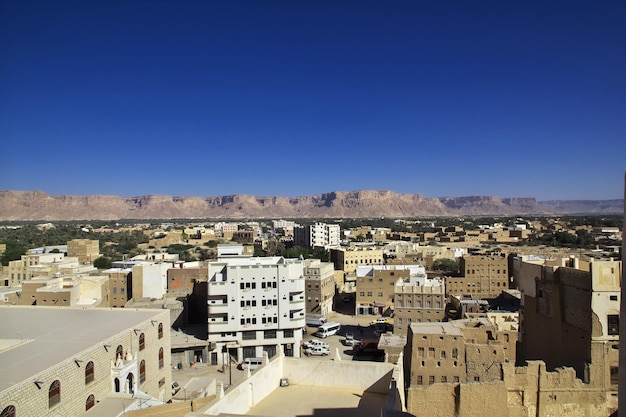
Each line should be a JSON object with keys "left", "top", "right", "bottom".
{"left": 1, "top": 0, "right": 624, "bottom": 200}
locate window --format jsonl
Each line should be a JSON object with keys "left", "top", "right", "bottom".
{"left": 428, "top": 376, "right": 435, "bottom": 385}
{"left": 428, "top": 347, "right": 435, "bottom": 358}
{"left": 441, "top": 376, "right": 447, "bottom": 383}
{"left": 611, "top": 366, "right": 619, "bottom": 386}
{"left": 85, "top": 361, "right": 94, "bottom": 384}
{"left": 610, "top": 295, "right": 618, "bottom": 301}
{"left": 453, "top": 376, "right": 460, "bottom": 383}
{"left": 440, "top": 350, "right": 446, "bottom": 359}
{"left": 159, "top": 347, "right": 164, "bottom": 369}
{"left": 139, "top": 333, "right": 145, "bottom": 351}
{"left": 242, "top": 331, "right": 256, "bottom": 340}
{"left": 367, "top": 292, "right": 372, "bottom": 296}
{"left": 416, "top": 375, "right": 423, "bottom": 385}
{"left": 608, "top": 315, "right": 619, "bottom": 335}
{"left": 159, "top": 378, "right": 166, "bottom": 387}
{"left": 359, "top": 292, "right": 365, "bottom": 297}
{"left": 1, "top": 406, "right": 16, "bottom": 417}
{"left": 452, "top": 348, "right": 458, "bottom": 359}
{"left": 264, "top": 330, "right": 277, "bottom": 339}
{"left": 397, "top": 318, "right": 402, "bottom": 325}
{"left": 86, "top": 394, "right": 95, "bottom": 411}
{"left": 158, "top": 322, "right": 163, "bottom": 339}
{"left": 418, "top": 347, "right": 424, "bottom": 357}
{"left": 116, "top": 345, "right": 123, "bottom": 359}
{"left": 284, "top": 329, "right": 294, "bottom": 337}
{"left": 49, "top": 380, "right": 61, "bottom": 408}
{"left": 139, "top": 360, "right": 146, "bottom": 383}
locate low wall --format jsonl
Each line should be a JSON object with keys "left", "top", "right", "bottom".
{"left": 282, "top": 357, "right": 394, "bottom": 393}
{"left": 194, "top": 354, "right": 396, "bottom": 416}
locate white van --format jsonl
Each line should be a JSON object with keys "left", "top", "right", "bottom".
{"left": 315, "top": 322, "right": 341, "bottom": 338}
{"left": 238, "top": 357, "right": 263, "bottom": 371}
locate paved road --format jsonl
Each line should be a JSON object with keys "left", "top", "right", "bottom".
{"left": 300, "top": 309, "right": 389, "bottom": 362}
{"left": 171, "top": 309, "right": 389, "bottom": 398}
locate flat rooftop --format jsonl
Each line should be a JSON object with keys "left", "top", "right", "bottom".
{"left": 246, "top": 385, "right": 387, "bottom": 417}
{"left": 409, "top": 322, "right": 463, "bottom": 336}
{"left": 0, "top": 306, "right": 164, "bottom": 392}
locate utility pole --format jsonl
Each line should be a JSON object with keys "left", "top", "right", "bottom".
{"left": 229, "top": 350, "right": 232, "bottom": 386}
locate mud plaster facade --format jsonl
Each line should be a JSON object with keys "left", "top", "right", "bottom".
{"left": 406, "top": 360, "right": 615, "bottom": 417}
{"left": 404, "top": 259, "right": 621, "bottom": 417}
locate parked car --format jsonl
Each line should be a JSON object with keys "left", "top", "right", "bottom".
{"left": 171, "top": 381, "right": 181, "bottom": 395}
{"left": 304, "top": 346, "right": 330, "bottom": 356}
{"left": 343, "top": 333, "right": 358, "bottom": 346}
{"left": 370, "top": 318, "right": 390, "bottom": 326}
{"left": 303, "top": 339, "right": 330, "bottom": 349}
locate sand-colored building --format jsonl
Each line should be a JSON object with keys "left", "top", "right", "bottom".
{"left": 394, "top": 273, "right": 446, "bottom": 333}
{"left": 331, "top": 246, "right": 384, "bottom": 282}
{"left": 446, "top": 253, "right": 509, "bottom": 298}
{"left": 18, "top": 274, "right": 110, "bottom": 307}
{"left": 516, "top": 257, "right": 621, "bottom": 403}
{"left": 103, "top": 267, "right": 133, "bottom": 308}
{"left": 303, "top": 258, "right": 335, "bottom": 317}
{"left": 67, "top": 238, "right": 100, "bottom": 264}
{"left": 355, "top": 264, "right": 411, "bottom": 316}
{"left": 0, "top": 306, "right": 172, "bottom": 417}
{"left": 402, "top": 256, "right": 620, "bottom": 417}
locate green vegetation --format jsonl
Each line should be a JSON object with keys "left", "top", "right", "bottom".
{"left": 1, "top": 241, "right": 27, "bottom": 266}
{"left": 167, "top": 244, "right": 194, "bottom": 261}
{"left": 432, "top": 258, "right": 460, "bottom": 274}
{"left": 93, "top": 256, "right": 113, "bottom": 269}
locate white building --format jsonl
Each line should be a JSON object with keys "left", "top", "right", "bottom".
{"left": 272, "top": 219, "right": 296, "bottom": 230}
{"left": 293, "top": 222, "right": 340, "bottom": 249}
{"left": 207, "top": 255, "right": 306, "bottom": 364}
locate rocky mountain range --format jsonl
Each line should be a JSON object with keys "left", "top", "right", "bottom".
{"left": 0, "top": 190, "right": 622, "bottom": 221}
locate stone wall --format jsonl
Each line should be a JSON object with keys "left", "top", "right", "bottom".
{"left": 0, "top": 309, "right": 172, "bottom": 417}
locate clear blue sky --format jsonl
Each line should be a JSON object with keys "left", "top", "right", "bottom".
{"left": 1, "top": 0, "right": 624, "bottom": 200}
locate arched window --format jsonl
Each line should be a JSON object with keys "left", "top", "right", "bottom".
{"left": 1, "top": 405, "right": 16, "bottom": 417}
{"left": 49, "top": 380, "right": 61, "bottom": 407}
{"left": 139, "top": 333, "right": 145, "bottom": 351}
{"left": 86, "top": 394, "right": 95, "bottom": 411}
{"left": 158, "top": 322, "right": 163, "bottom": 339}
{"left": 139, "top": 360, "right": 146, "bottom": 383}
{"left": 159, "top": 347, "right": 164, "bottom": 369}
{"left": 116, "top": 345, "right": 123, "bottom": 360}
{"left": 85, "top": 361, "right": 94, "bottom": 384}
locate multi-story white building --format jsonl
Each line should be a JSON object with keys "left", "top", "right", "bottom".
{"left": 272, "top": 219, "right": 297, "bottom": 230}
{"left": 207, "top": 254, "right": 306, "bottom": 364}
{"left": 293, "top": 222, "right": 340, "bottom": 249}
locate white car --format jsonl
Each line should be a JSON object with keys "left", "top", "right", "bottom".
{"left": 303, "top": 339, "right": 330, "bottom": 350}
{"left": 304, "top": 346, "right": 330, "bottom": 356}
{"left": 344, "top": 333, "right": 357, "bottom": 346}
